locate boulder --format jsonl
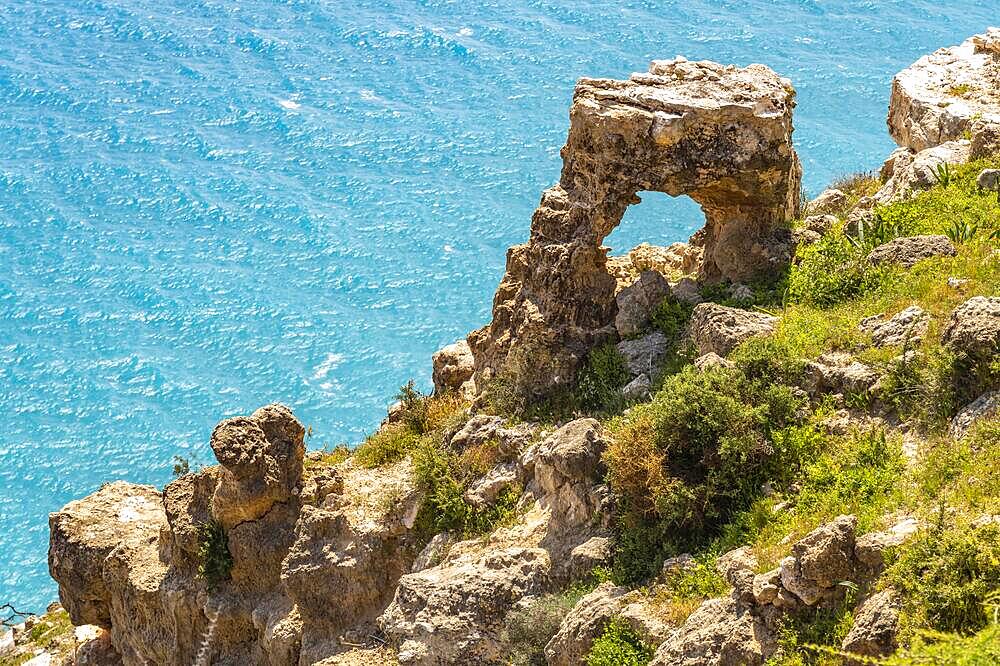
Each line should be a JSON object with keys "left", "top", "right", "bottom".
{"left": 867, "top": 235, "right": 956, "bottom": 269}
{"left": 649, "top": 596, "right": 775, "bottom": 666}
{"left": 616, "top": 271, "right": 672, "bottom": 337}
{"left": 859, "top": 306, "right": 930, "bottom": 347}
{"left": 802, "top": 352, "right": 880, "bottom": 397}
{"left": 950, "top": 391, "right": 1000, "bottom": 439}
{"left": 544, "top": 583, "right": 631, "bottom": 666}
{"left": 854, "top": 518, "right": 920, "bottom": 571}
{"left": 693, "top": 352, "right": 735, "bottom": 371}
{"left": 870, "top": 141, "right": 971, "bottom": 205}
{"left": 841, "top": 590, "right": 900, "bottom": 661}
{"left": 888, "top": 29, "right": 1000, "bottom": 153}
{"left": 803, "top": 214, "right": 837, "bottom": 235}
{"left": 48, "top": 481, "right": 167, "bottom": 628}
{"left": 688, "top": 303, "right": 778, "bottom": 357}
{"left": 449, "top": 414, "right": 503, "bottom": 450}
{"left": 806, "top": 188, "right": 848, "bottom": 215}
{"left": 942, "top": 296, "right": 1000, "bottom": 358}
{"left": 778, "top": 516, "right": 861, "bottom": 607}
{"left": 468, "top": 57, "right": 801, "bottom": 396}
{"left": 621, "top": 373, "right": 652, "bottom": 400}
{"left": 210, "top": 404, "right": 305, "bottom": 530}
{"left": 617, "top": 332, "right": 670, "bottom": 377}
{"left": 432, "top": 340, "right": 475, "bottom": 396}
{"left": 630, "top": 241, "right": 702, "bottom": 277}
{"left": 977, "top": 168, "right": 1000, "bottom": 193}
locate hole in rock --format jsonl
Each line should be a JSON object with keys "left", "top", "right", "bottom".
{"left": 603, "top": 191, "right": 705, "bottom": 257}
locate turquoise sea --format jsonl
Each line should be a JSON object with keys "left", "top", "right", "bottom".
{"left": 0, "top": 0, "right": 995, "bottom": 612}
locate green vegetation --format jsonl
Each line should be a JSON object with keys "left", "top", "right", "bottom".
{"left": 585, "top": 618, "right": 654, "bottom": 666}
{"left": 767, "top": 596, "right": 856, "bottom": 666}
{"left": 503, "top": 584, "right": 596, "bottom": 665}
{"left": 647, "top": 555, "right": 728, "bottom": 624}
{"left": 197, "top": 520, "right": 233, "bottom": 588}
{"left": 603, "top": 364, "right": 806, "bottom": 583}
{"left": 576, "top": 342, "right": 631, "bottom": 414}
{"left": 304, "top": 443, "right": 351, "bottom": 469}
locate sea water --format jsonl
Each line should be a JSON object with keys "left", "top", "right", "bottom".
{"left": 1, "top": 0, "right": 995, "bottom": 611}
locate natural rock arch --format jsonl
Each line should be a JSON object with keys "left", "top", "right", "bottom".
{"left": 469, "top": 57, "right": 802, "bottom": 394}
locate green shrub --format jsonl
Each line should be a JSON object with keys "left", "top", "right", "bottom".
{"left": 788, "top": 228, "right": 886, "bottom": 306}
{"left": 649, "top": 296, "right": 694, "bottom": 340}
{"left": 604, "top": 365, "right": 808, "bottom": 583}
{"left": 576, "top": 342, "right": 631, "bottom": 414}
{"left": 885, "top": 521, "right": 1000, "bottom": 636}
{"left": 586, "top": 618, "right": 654, "bottom": 666}
{"left": 503, "top": 586, "right": 594, "bottom": 665}
{"left": 768, "top": 596, "right": 856, "bottom": 666}
{"left": 197, "top": 520, "right": 233, "bottom": 588}
{"left": 412, "top": 437, "right": 522, "bottom": 538}
{"left": 354, "top": 424, "right": 421, "bottom": 468}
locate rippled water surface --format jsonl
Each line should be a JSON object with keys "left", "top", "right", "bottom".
{"left": 1, "top": 0, "right": 995, "bottom": 610}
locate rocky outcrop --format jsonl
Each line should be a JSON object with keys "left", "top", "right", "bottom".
{"left": 859, "top": 306, "right": 930, "bottom": 347}
{"left": 867, "top": 235, "right": 956, "bottom": 268}
{"left": 615, "top": 271, "right": 672, "bottom": 338}
{"left": 806, "top": 189, "right": 848, "bottom": 215}
{"left": 431, "top": 340, "right": 475, "bottom": 396}
{"left": 49, "top": 404, "right": 427, "bottom": 666}
{"left": 376, "top": 419, "right": 612, "bottom": 664}
{"left": 888, "top": 29, "right": 1000, "bottom": 155}
{"left": 468, "top": 57, "right": 801, "bottom": 395}
{"left": 942, "top": 296, "right": 1000, "bottom": 358}
{"left": 617, "top": 332, "right": 670, "bottom": 378}
{"left": 688, "top": 303, "right": 778, "bottom": 357}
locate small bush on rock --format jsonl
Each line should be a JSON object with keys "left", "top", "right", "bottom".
{"left": 585, "top": 618, "right": 654, "bottom": 666}
{"left": 503, "top": 586, "right": 593, "bottom": 666}
{"left": 197, "top": 520, "right": 233, "bottom": 588}
{"left": 576, "top": 342, "right": 631, "bottom": 414}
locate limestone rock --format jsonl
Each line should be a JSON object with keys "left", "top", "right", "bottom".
{"left": 950, "top": 391, "right": 1000, "bottom": 439}
{"left": 381, "top": 546, "right": 551, "bottom": 665}
{"left": 793, "top": 515, "right": 858, "bottom": 589}
{"left": 803, "top": 214, "right": 837, "bottom": 235}
{"left": 802, "top": 353, "right": 880, "bottom": 397}
{"left": 432, "top": 339, "right": 475, "bottom": 396}
{"left": 469, "top": 57, "right": 801, "bottom": 395}
{"left": 841, "top": 590, "right": 900, "bottom": 660}
{"left": 977, "top": 168, "right": 1000, "bottom": 192}
{"left": 649, "top": 596, "right": 775, "bottom": 666}
{"left": 942, "top": 296, "right": 1000, "bottom": 358}
{"left": 889, "top": 30, "right": 1000, "bottom": 153}
{"left": 806, "top": 189, "right": 848, "bottom": 215}
{"left": 616, "top": 270, "right": 672, "bottom": 337}
{"left": 854, "top": 519, "right": 920, "bottom": 571}
{"left": 867, "top": 235, "right": 956, "bottom": 269}
{"left": 48, "top": 481, "right": 167, "bottom": 628}
{"left": 671, "top": 277, "right": 703, "bottom": 305}
{"left": 688, "top": 303, "right": 778, "bottom": 357}
{"left": 210, "top": 403, "right": 305, "bottom": 529}
{"left": 716, "top": 546, "right": 758, "bottom": 587}
{"left": 544, "top": 583, "right": 630, "bottom": 666}
{"left": 449, "top": 414, "right": 503, "bottom": 450}
{"left": 617, "top": 332, "right": 670, "bottom": 377}
{"left": 621, "top": 373, "right": 652, "bottom": 400}
{"left": 871, "top": 141, "right": 971, "bottom": 205}
{"left": 859, "top": 306, "right": 930, "bottom": 346}
{"left": 534, "top": 419, "right": 606, "bottom": 499}
{"left": 694, "top": 352, "right": 734, "bottom": 371}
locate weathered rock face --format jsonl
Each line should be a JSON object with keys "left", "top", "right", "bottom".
{"left": 469, "top": 57, "right": 801, "bottom": 395}
{"left": 841, "top": 590, "right": 900, "bottom": 661}
{"left": 889, "top": 28, "right": 1000, "bottom": 154}
{"left": 431, "top": 340, "right": 475, "bottom": 396}
{"left": 688, "top": 303, "right": 778, "bottom": 357}
{"left": 951, "top": 391, "right": 1000, "bottom": 439}
{"left": 867, "top": 235, "right": 956, "bottom": 269}
{"left": 49, "top": 404, "right": 426, "bottom": 666}
{"left": 49, "top": 482, "right": 167, "bottom": 629}
{"left": 942, "top": 296, "right": 1000, "bottom": 358}
{"left": 377, "top": 419, "right": 612, "bottom": 664}
{"left": 867, "top": 140, "right": 971, "bottom": 205}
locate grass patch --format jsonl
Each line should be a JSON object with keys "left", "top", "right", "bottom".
{"left": 647, "top": 555, "right": 728, "bottom": 625}
{"left": 575, "top": 342, "right": 631, "bottom": 414}
{"left": 585, "top": 618, "right": 654, "bottom": 666}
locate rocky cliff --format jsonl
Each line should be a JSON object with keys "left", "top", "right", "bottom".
{"left": 13, "top": 28, "right": 1000, "bottom": 666}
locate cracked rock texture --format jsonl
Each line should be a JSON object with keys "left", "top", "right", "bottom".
{"left": 468, "top": 57, "right": 800, "bottom": 396}
{"left": 889, "top": 28, "right": 1000, "bottom": 154}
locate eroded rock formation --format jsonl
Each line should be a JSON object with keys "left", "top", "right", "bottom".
{"left": 468, "top": 57, "right": 801, "bottom": 395}
{"left": 889, "top": 28, "right": 1000, "bottom": 155}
